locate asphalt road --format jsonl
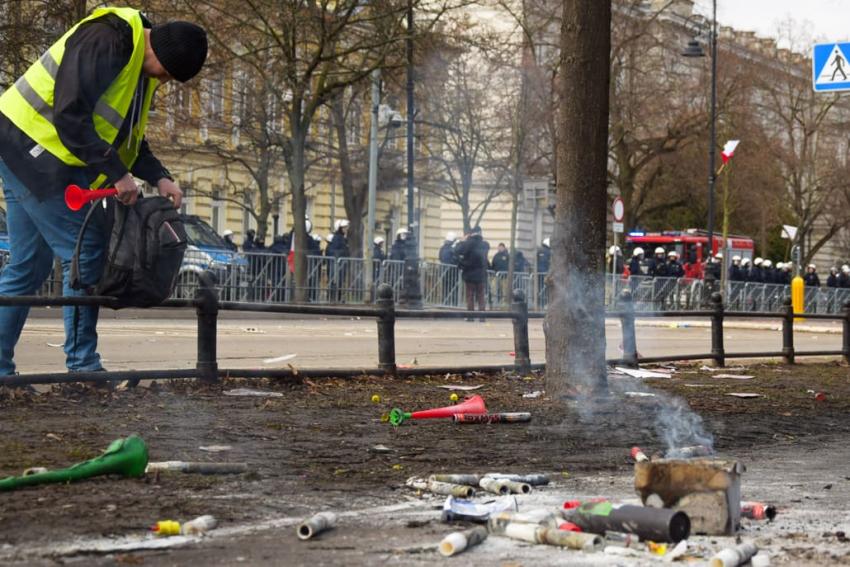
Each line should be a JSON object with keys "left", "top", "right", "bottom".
{"left": 9, "top": 313, "right": 844, "bottom": 374}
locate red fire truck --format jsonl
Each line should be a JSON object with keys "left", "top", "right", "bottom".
{"left": 625, "top": 229, "right": 755, "bottom": 279}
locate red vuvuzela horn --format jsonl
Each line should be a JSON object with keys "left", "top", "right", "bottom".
{"left": 389, "top": 395, "right": 487, "bottom": 425}
{"left": 65, "top": 184, "right": 118, "bottom": 211}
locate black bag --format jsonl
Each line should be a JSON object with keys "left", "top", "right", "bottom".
{"left": 72, "top": 196, "right": 187, "bottom": 308}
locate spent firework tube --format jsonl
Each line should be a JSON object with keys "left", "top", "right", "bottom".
{"left": 571, "top": 501, "right": 690, "bottom": 543}
{"left": 740, "top": 501, "right": 777, "bottom": 521}
{"left": 453, "top": 412, "right": 532, "bottom": 424}
{"left": 485, "top": 473, "right": 550, "bottom": 486}
{"left": 630, "top": 446, "right": 649, "bottom": 463}
{"left": 439, "top": 526, "right": 488, "bottom": 557}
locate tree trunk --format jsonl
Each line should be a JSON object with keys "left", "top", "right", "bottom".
{"left": 331, "top": 93, "right": 366, "bottom": 257}
{"left": 289, "top": 132, "right": 309, "bottom": 303}
{"left": 544, "top": 0, "right": 611, "bottom": 396}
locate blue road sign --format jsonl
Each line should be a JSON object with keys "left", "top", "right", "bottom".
{"left": 813, "top": 43, "right": 850, "bottom": 92}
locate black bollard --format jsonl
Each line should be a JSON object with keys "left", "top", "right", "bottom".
{"left": 511, "top": 289, "right": 531, "bottom": 374}
{"left": 619, "top": 289, "right": 638, "bottom": 367}
{"left": 376, "top": 283, "right": 397, "bottom": 374}
{"left": 710, "top": 292, "right": 725, "bottom": 367}
{"left": 782, "top": 296, "right": 794, "bottom": 364}
{"left": 195, "top": 270, "right": 219, "bottom": 383}
{"left": 844, "top": 301, "right": 850, "bottom": 365}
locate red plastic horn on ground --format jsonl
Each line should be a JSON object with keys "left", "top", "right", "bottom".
{"left": 389, "top": 395, "right": 487, "bottom": 425}
{"left": 65, "top": 184, "right": 118, "bottom": 211}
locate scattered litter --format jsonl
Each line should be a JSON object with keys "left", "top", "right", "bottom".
{"left": 523, "top": 390, "right": 544, "bottom": 399}
{"left": 726, "top": 393, "right": 762, "bottom": 399}
{"left": 741, "top": 502, "right": 776, "bottom": 521}
{"left": 503, "top": 522, "right": 603, "bottom": 551}
{"left": 46, "top": 433, "right": 63, "bottom": 442}
{"left": 439, "top": 526, "right": 488, "bottom": 557}
{"left": 389, "top": 395, "right": 486, "bottom": 426}
{"left": 152, "top": 515, "right": 217, "bottom": 537}
{"left": 624, "top": 392, "right": 657, "bottom": 398}
{"left": 0, "top": 436, "right": 147, "bottom": 492}
{"left": 630, "top": 447, "right": 649, "bottom": 463}
{"left": 369, "top": 444, "right": 392, "bottom": 454}
{"left": 615, "top": 367, "right": 671, "bottom": 379}
{"left": 46, "top": 342, "right": 63, "bottom": 348}
{"left": 145, "top": 461, "right": 248, "bottom": 475}
{"left": 371, "top": 394, "right": 382, "bottom": 403}
{"left": 479, "top": 477, "right": 531, "bottom": 495}
{"left": 713, "top": 374, "right": 754, "bottom": 380}
{"left": 436, "top": 384, "right": 483, "bottom": 391}
{"left": 664, "top": 539, "right": 688, "bottom": 562}
{"left": 407, "top": 477, "right": 476, "bottom": 498}
{"left": 223, "top": 389, "right": 284, "bottom": 398}
{"left": 23, "top": 467, "right": 48, "bottom": 476}
{"left": 441, "top": 495, "right": 517, "bottom": 523}
{"left": 566, "top": 501, "right": 690, "bottom": 543}
{"left": 710, "top": 542, "right": 758, "bottom": 567}
{"left": 199, "top": 445, "right": 232, "bottom": 453}
{"left": 262, "top": 354, "right": 296, "bottom": 364}
{"left": 701, "top": 365, "right": 746, "bottom": 372}
{"left": 241, "top": 327, "right": 265, "bottom": 334}
{"left": 484, "top": 474, "right": 549, "bottom": 486}
{"left": 453, "top": 413, "right": 531, "bottom": 424}
{"left": 297, "top": 512, "right": 336, "bottom": 540}
{"left": 815, "top": 391, "right": 827, "bottom": 402}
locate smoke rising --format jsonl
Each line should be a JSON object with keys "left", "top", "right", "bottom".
{"left": 654, "top": 395, "right": 714, "bottom": 457}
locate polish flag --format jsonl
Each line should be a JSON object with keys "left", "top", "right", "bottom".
{"left": 721, "top": 140, "right": 740, "bottom": 164}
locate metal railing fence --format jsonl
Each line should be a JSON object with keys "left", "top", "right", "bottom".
{"left": 3, "top": 248, "right": 850, "bottom": 315}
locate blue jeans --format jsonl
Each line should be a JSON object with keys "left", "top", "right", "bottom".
{"left": 0, "top": 159, "right": 106, "bottom": 376}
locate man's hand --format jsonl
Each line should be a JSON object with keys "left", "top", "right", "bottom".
{"left": 157, "top": 177, "right": 183, "bottom": 209}
{"left": 115, "top": 173, "right": 139, "bottom": 206}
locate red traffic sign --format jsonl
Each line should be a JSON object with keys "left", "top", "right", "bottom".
{"left": 612, "top": 197, "right": 625, "bottom": 222}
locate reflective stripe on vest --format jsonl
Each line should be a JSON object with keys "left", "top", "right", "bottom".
{"left": 0, "top": 7, "right": 158, "bottom": 185}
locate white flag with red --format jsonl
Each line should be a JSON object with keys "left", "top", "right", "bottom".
{"left": 721, "top": 140, "right": 740, "bottom": 164}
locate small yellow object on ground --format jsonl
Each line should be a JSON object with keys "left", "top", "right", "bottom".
{"left": 449, "top": 393, "right": 459, "bottom": 402}
{"left": 371, "top": 394, "right": 381, "bottom": 403}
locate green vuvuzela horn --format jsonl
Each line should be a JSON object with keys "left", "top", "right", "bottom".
{"left": 0, "top": 435, "right": 148, "bottom": 492}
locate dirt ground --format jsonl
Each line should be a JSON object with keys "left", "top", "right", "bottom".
{"left": 0, "top": 360, "right": 849, "bottom": 565}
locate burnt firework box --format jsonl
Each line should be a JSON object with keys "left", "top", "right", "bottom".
{"left": 634, "top": 459, "right": 744, "bottom": 535}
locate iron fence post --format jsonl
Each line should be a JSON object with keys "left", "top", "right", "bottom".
{"left": 195, "top": 271, "right": 219, "bottom": 383}
{"left": 511, "top": 289, "right": 531, "bottom": 373}
{"left": 844, "top": 301, "right": 850, "bottom": 364}
{"left": 619, "top": 289, "right": 638, "bottom": 367}
{"left": 376, "top": 283, "right": 397, "bottom": 374}
{"left": 710, "top": 291, "right": 725, "bottom": 367}
{"left": 782, "top": 296, "right": 795, "bottom": 364}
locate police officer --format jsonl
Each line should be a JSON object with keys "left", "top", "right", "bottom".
{"left": 666, "top": 250, "right": 685, "bottom": 278}
{"left": 390, "top": 228, "right": 408, "bottom": 261}
{"left": 839, "top": 265, "right": 850, "bottom": 288}
{"left": 827, "top": 266, "right": 839, "bottom": 288}
{"left": 804, "top": 264, "right": 820, "bottom": 287}
{"left": 649, "top": 247, "right": 668, "bottom": 277}
{"left": 373, "top": 236, "right": 387, "bottom": 263}
{"left": 628, "top": 247, "right": 645, "bottom": 277}
{"left": 536, "top": 238, "right": 551, "bottom": 273}
{"left": 439, "top": 232, "right": 458, "bottom": 265}
{"left": 729, "top": 255, "right": 744, "bottom": 282}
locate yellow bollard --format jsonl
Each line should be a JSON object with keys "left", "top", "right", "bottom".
{"left": 792, "top": 275, "right": 805, "bottom": 321}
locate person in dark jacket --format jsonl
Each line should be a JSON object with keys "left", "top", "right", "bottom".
{"left": 536, "top": 238, "right": 551, "bottom": 273}
{"left": 222, "top": 229, "right": 238, "bottom": 252}
{"left": 761, "top": 259, "right": 775, "bottom": 284}
{"left": 373, "top": 236, "right": 387, "bottom": 262}
{"left": 839, "top": 265, "right": 850, "bottom": 288}
{"left": 490, "top": 242, "right": 510, "bottom": 305}
{"left": 243, "top": 229, "right": 257, "bottom": 252}
{"left": 456, "top": 226, "right": 490, "bottom": 319}
{"left": 439, "top": 232, "right": 458, "bottom": 265}
{"left": 609, "top": 246, "right": 624, "bottom": 275}
{"left": 389, "top": 228, "right": 408, "bottom": 261}
{"left": 0, "top": 9, "right": 207, "bottom": 378}
{"left": 666, "top": 251, "right": 685, "bottom": 278}
{"left": 491, "top": 243, "right": 509, "bottom": 272}
{"left": 803, "top": 264, "right": 820, "bottom": 287}
{"left": 748, "top": 257, "right": 764, "bottom": 283}
{"left": 827, "top": 266, "right": 839, "bottom": 288}
{"left": 729, "top": 256, "right": 744, "bottom": 282}
{"left": 648, "top": 247, "right": 668, "bottom": 278}
{"left": 515, "top": 250, "right": 529, "bottom": 273}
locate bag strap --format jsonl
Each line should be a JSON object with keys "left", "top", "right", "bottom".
{"left": 70, "top": 201, "right": 107, "bottom": 291}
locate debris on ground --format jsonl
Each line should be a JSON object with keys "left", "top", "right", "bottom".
{"left": 523, "top": 390, "right": 544, "bottom": 398}
{"left": 145, "top": 461, "right": 248, "bottom": 475}
{"left": 297, "top": 512, "right": 336, "bottom": 540}
{"left": 615, "top": 367, "right": 672, "bottom": 379}
{"left": 713, "top": 374, "right": 755, "bottom": 380}
{"left": 436, "top": 384, "right": 484, "bottom": 391}
{"left": 223, "top": 388, "right": 284, "bottom": 398}
{"left": 152, "top": 515, "right": 217, "bottom": 537}
{"left": 0, "top": 435, "right": 147, "bottom": 491}
{"left": 726, "top": 392, "right": 762, "bottom": 399}
{"left": 438, "top": 526, "right": 488, "bottom": 557}
{"left": 262, "top": 353, "right": 297, "bottom": 365}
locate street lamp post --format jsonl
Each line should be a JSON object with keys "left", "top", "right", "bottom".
{"left": 683, "top": 0, "right": 718, "bottom": 264}
{"left": 402, "top": 0, "right": 423, "bottom": 308}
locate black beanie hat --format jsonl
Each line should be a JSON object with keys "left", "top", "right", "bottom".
{"left": 150, "top": 21, "right": 208, "bottom": 83}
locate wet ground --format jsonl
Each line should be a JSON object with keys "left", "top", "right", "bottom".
{"left": 0, "top": 361, "right": 849, "bottom": 565}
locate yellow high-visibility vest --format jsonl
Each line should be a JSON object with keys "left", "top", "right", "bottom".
{"left": 0, "top": 7, "right": 158, "bottom": 188}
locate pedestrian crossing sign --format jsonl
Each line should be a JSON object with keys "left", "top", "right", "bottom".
{"left": 813, "top": 42, "right": 850, "bottom": 92}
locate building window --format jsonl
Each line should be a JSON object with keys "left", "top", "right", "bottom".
{"left": 207, "top": 77, "right": 224, "bottom": 123}
{"left": 211, "top": 188, "right": 224, "bottom": 233}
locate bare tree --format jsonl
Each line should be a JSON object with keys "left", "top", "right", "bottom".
{"left": 544, "top": 0, "right": 611, "bottom": 395}
{"left": 417, "top": 43, "right": 509, "bottom": 233}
